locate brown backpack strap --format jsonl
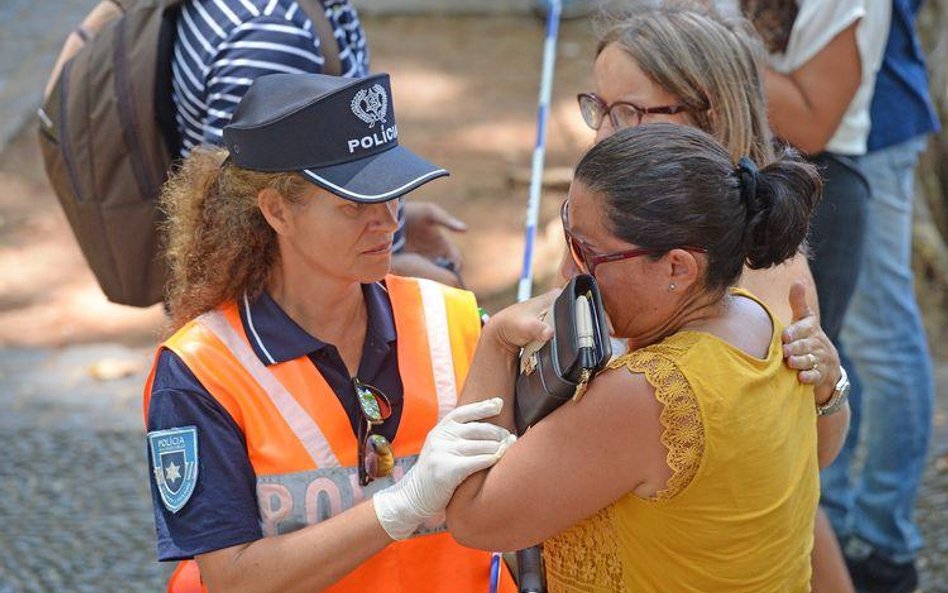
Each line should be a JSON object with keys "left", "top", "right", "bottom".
{"left": 43, "top": 0, "right": 124, "bottom": 100}
{"left": 297, "top": 0, "right": 341, "bottom": 76}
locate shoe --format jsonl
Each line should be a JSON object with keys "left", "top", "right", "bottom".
{"left": 845, "top": 551, "right": 919, "bottom": 593}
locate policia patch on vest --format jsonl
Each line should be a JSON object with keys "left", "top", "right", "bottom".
{"left": 148, "top": 426, "right": 199, "bottom": 513}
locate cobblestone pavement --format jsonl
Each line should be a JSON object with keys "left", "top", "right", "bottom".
{"left": 919, "top": 472, "right": 948, "bottom": 592}
{"left": 0, "top": 343, "right": 946, "bottom": 592}
{"left": 916, "top": 363, "right": 948, "bottom": 592}
{"left": 0, "top": 345, "right": 171, "bottom": 593}
{"left": 0, "top": 0, "right": 98, "bottom": 149}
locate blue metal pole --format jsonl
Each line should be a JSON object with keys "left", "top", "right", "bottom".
{"left": 517, "top": 0, "right": 562, "bottom": 303}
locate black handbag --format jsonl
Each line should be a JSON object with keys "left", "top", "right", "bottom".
{"left": 511, "top": 275, "right": 612, "bottom": 593}
{"left": 514, "top": 274, "right": 612, "bottom": 434}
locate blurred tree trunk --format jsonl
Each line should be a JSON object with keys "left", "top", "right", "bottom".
{"left": 915, "top": 0, "right": 947, "bottom": 344}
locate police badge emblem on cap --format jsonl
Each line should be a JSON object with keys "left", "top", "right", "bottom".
{"left": 223, "top": 73, "right": 448, "bottom": 203}
{"left": 351, "top": 84, "right": 388, "bottom": 128}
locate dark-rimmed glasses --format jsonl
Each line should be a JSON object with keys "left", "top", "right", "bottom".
{"left": 577, "top": 92, "right": 691, "bottom": 132}
{"left": 561, "top": 200, "right": 706, "bottom": 276}
{"left": 354, "top": 379, "right": 395, "bottom": 486}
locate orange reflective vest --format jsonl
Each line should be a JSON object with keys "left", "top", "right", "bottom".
{"left": 143, "top": 275, "right": 515, "bottom": 593}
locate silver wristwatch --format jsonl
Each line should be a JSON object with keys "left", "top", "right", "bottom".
{"left": 817, "top": 366, "right": 850, "bottom": 416}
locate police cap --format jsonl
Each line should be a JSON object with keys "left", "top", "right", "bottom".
{"left": 223, "top": 72, "right": 447, "bottom": 202}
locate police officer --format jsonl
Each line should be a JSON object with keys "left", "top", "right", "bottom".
{"left": 145, "top": 72, "right": 517, "bottom": 593}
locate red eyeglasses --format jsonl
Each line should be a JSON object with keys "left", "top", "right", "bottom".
{"left": 561, "top": 200, "right": 706, "bottom": 276}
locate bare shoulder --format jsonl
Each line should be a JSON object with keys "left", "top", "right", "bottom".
{"left": 526, "top": 364, "right": 664, "bottom": 453}
{"left": 563, "top": 364, "right": 671, "bottom": 498}
{"left": 581, "top": 364, "right": 663, "bottom": 425}
{"left": 694, "top": 295, "right": 774, "bottom": 359}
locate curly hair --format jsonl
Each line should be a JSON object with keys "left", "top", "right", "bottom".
{"left": 159, "top": 147, "right": 310, "bottom": 330}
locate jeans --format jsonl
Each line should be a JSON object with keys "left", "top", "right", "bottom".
{"left": 821, "top": 135, "right": 934, "bottom": 562}
{"left": 806, "top": 152, "right": 870, "bottom": 343}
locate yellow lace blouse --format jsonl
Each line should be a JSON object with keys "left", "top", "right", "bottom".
{"left": 543, "top": 290, "right": 819, "bottom": 593}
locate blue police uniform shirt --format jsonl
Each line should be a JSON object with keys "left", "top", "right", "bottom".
{"left": 866, "top": 0, "right": 941, "bottom": 151}
{"left": 147, "top": 282, "right": 402, "bottom": 561}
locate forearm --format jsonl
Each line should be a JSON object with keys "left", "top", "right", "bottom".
{"left": 817, "top": 403, "right": 850, "bottom": 469}
{"left": 456, "top": 322, "right": 519, "bottom": 431}
{"left": 762, "top": 22, "right": 860, "bottom": 155}
{"left": 449, "top": 296, "right": 565, "bottom": 548}
{"left": 198, "top": 500, "right": 391, "bottom": 593}
{"left": 764, "top": 70, "right": 834, "bottom": 154}
{"left": 811, "top": 507, "right": 855, "bottom": 593}
{"left": 448, "top": 326, "right": 521, "bottom": 544}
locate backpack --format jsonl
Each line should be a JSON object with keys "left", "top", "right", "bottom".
{"left": 38, "top": 0, "right": 341, "bottom": 307}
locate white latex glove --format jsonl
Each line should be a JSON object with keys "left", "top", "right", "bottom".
{"left": 374, "top": 397, "right": 515, "bottom": 540}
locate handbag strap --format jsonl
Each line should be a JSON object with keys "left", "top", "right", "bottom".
{"left": 297, "top": 0, "right": 341, "bottom": 76}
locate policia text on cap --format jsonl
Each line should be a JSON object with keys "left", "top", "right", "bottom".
{"left": 144, "top": 73, "right": 520, "bottom": 593}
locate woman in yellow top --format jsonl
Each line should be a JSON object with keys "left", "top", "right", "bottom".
{"left": 576, "top": 7, "right": 854, "bottom": 589}
{"left": 447, "top": 123, "right": 851, "bottom": 592}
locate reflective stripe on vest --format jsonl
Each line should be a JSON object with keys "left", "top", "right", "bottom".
{"left": 417, "top": 278, "right": 458, "bottom": 421}
{"left": 197, "top": 309, "right": 341, "bottom": 470}
{"left": 144, "top": 275, "right": 515, "bottom": 593}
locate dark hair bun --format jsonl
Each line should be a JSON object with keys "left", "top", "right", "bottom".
{"left": 574, "top": 124, "right": 821, "bottom": 291}
{"left": 743, "top": 147, "right": 822, "bottom": 270}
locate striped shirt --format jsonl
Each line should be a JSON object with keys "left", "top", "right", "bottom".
{"left": 172, "top": 0, "right": 406, "bottom": 251}
{"left": 172, "top": 0, "right": 368, "bottom": 153}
